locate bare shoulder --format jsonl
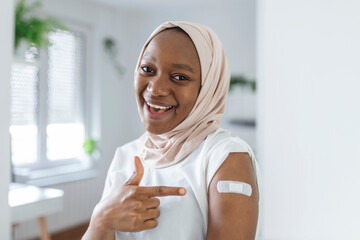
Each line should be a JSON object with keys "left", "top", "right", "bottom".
{"left": 207, "top": 152, "right": 259, "bottom": 240}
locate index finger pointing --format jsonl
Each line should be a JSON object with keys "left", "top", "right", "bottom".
{"left": 139, "top": 186, "right": 186, "bottom": 197}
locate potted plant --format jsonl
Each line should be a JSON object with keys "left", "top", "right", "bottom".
{"left": 226, "top": 75, "right": 257, "bottom": 123}
{"left": 14, "top": 0, "right": 67, "bottom": 57}
{"left": 103, "top": 37, "right": 125, "bottom": 77}
{"left": 230, "top": 75, "right": 256, "bottom": 92}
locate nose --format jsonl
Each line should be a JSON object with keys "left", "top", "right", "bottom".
{"left": 147, "top": 75, "right": 170, "bottom": 97}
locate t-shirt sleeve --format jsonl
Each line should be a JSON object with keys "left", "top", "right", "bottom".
{"left": 205, "top": 137, "right": 254, "bottom": 189}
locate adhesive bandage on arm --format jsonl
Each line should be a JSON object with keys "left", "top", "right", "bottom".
{"left": 217, "top": 180, "right": 252, "bottom": 197}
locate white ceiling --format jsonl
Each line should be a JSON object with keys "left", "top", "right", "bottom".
{"left": 88, "top": 0, "right": 218, "bottom": 9}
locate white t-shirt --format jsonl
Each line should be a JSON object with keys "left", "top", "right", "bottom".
{"left": 102, "top": 128, "right": 261, "bottom": 240}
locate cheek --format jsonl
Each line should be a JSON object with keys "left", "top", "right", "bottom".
{"left": 180, "top": 89, "right": 199, "bottom": 112}
{"left": 134, "top": 75, "right": 146, "bottom": 97}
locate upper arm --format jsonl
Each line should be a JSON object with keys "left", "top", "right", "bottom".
{"left": 206, "top": 152, "right": 259, "bottom": 240}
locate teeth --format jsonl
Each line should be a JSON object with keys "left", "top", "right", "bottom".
{"left": 146, "top": 101, "right": 173, "bottom": 110}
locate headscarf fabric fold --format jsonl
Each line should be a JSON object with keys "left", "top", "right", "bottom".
{"left": 135, "top": 21, "right": 231, "bottom": 168}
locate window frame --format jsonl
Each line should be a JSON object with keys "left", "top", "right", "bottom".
{"left": 11, "top": 19, "right": 96, "bottom": 184}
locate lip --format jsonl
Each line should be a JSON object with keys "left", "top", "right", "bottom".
{"left": 143, "top": 99, "right": 175, "bottom": 120}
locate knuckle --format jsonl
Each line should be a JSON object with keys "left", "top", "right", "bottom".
{"left": 122, "top": 196, "right": 132, "bottom": 205}
{"left": 127, "top": 187, "right": 138, "bottom": 197}
{"left": 121, "top": 191, "right": 134, "bottom": 202}
{"left": 156, "top": 186, "right": 165, "bottom": 195}
{"left": 119, "top": 193, "right": 129, "bottom": 203}
{"left": 129, "top": 187, "right": 136, "bottom": 195}
{"left": 132, "top": 201, "right": 143, "bottom": 210}
{"left": 132, "top": 187, "right": 141, "bottom": 194}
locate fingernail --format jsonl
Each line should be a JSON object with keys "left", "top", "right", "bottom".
{"left": 179, "top": 188, "right": 186, "bottom": 195}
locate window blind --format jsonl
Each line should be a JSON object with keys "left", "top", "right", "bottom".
{"left": 46, "top": 30, "right": 85, "bottom": 161}
{"left": 10, "top": 63, "right": 39, "bottom": 164}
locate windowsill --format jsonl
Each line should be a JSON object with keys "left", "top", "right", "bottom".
{"left": 13, "top": 163, "right": 98, "bottom": 187}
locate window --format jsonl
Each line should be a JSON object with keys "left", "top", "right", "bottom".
{"left": 10, "top": 28, "right": 94, "bottom": 185}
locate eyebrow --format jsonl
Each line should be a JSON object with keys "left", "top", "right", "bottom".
{"left": 172, "top": 64, "right": 195, "bottom": 73}
{"left": 142, "top": 54, "right": 195, "bottom": 73}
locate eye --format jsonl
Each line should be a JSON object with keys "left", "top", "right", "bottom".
{"left": 173, "top": 75, "right": 189, "bottom": 81}
{"left": 141, "top": 66, "right": 154, "bottom": 73}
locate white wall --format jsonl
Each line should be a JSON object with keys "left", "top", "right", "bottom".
{"left": 257, "top": 0, "right": 360, "bottom": 239}
{"left": 125, "top": 0, "right": 256, "bottom": 78}
{"left": 0, "top": 0, "right": 13, "bottom": 239}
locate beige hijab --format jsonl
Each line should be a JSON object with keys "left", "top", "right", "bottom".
{"left": 135, "top": 21, "right": 230, "bottom": 168}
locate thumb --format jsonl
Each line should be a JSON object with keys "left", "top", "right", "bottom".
{"left": 126, "top": 156, "right": 144, "bottom": 186}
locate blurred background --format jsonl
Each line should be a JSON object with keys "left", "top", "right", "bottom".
{"left": 1, "top": 0, "right": 360, "bottom": 239}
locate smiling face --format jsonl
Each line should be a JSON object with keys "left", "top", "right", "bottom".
{"left": 134, "top": 28, "right": 201, "bottom": 134}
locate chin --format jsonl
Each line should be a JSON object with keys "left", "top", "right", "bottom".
{"left": 145, "top": 124, "right": 169, "bottom": 135}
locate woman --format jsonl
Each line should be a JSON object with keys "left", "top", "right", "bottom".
{"left": 83, "top": 21, "right": 260, "bottom": 240}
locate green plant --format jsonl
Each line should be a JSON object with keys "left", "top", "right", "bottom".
{"left": 83, "top": 138, "right": 98, "bottom": 155}
{"left": 103, "top": 37, "right": 125, "bottom": 76}
{"left": 14, "top": 0, "right": 67, "bottom": 50}
{"left": 229, "top": 75, "right": 256, "bottom": 92}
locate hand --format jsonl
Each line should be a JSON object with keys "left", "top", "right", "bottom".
{"left": 90, "top": 156, "right": 186, "bottom": 233}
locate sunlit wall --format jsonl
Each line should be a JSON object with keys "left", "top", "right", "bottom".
{"left": 257, "top": 0, "right": 360, "bottom": 239}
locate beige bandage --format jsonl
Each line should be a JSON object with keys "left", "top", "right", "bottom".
{"left": 217, "top": 180, "right": 252, "bottom": 197}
